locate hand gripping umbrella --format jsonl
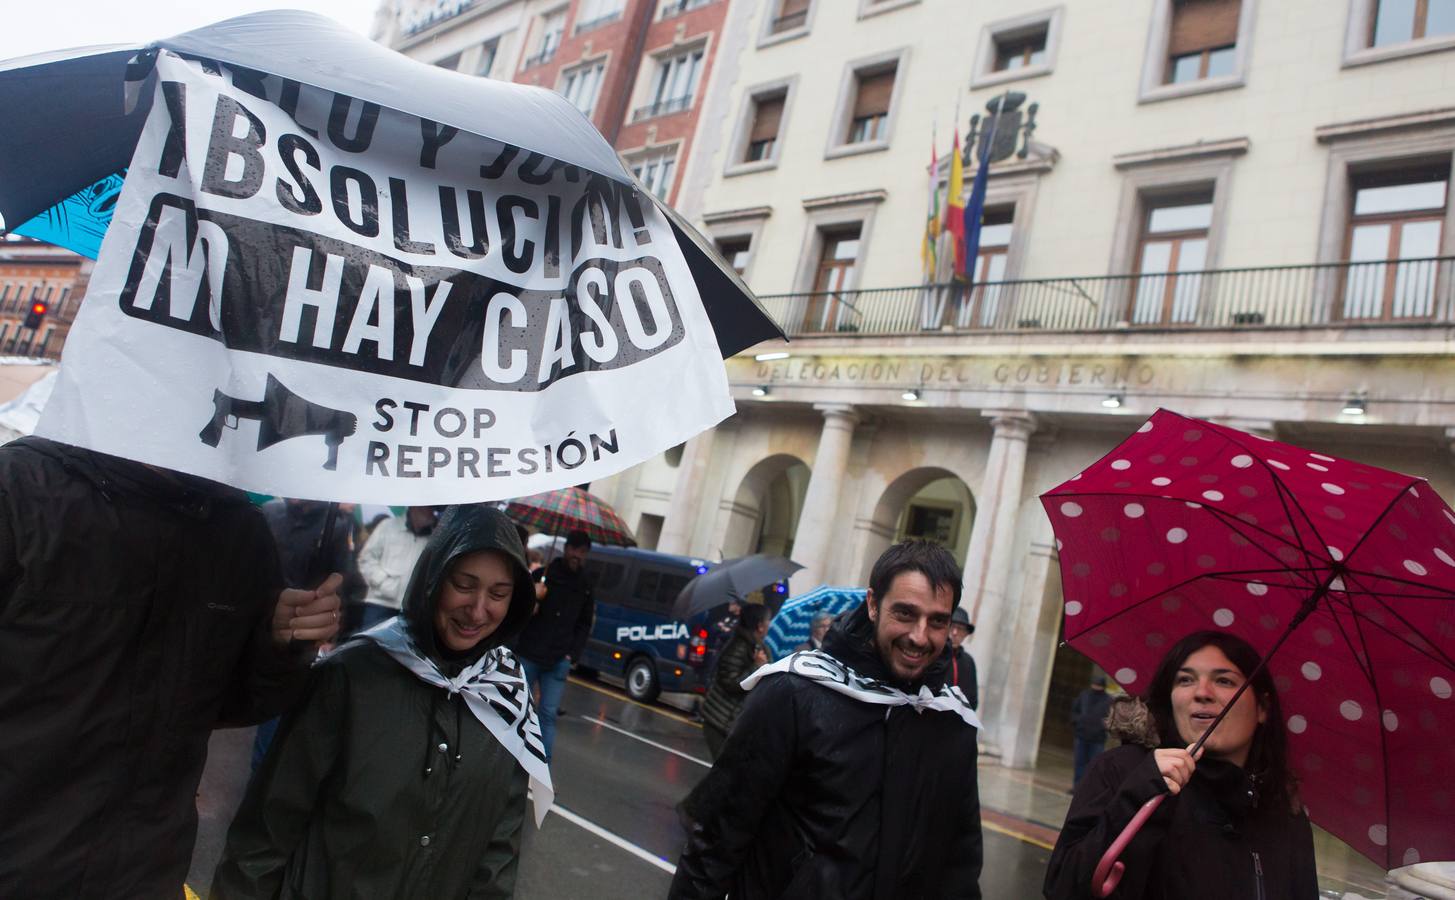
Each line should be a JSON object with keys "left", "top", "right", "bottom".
{"left": 669, "top": 554, "right": 803, "bottom": 621}
{"left": 1042, "top": 409, "right": 1455, "bottom": 896}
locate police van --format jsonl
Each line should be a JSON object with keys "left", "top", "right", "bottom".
{"left": 572, "top": 545, "right": 721, "bottom": 702}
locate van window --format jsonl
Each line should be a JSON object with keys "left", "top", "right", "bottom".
{"left": 586, "top": 558, "right": 626, "bottom": 592}
{"left": 631, "top": 569, "right": 665, "bottom": 613}
{"left": 657, "top": 573, "right": 691, "bottom": 613}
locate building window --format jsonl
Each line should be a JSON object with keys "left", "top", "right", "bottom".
{"left": 995, "top": 27, "right": 1049, "bottom": 71}
{"left": 476, "top": 40, "right": 499, "bottom": 77}
{"left": 635, "top": 47, "right": 704, "bottom": 121}
{"left": 630, "top": 147, "right": 679, "bottom": 199}
{"left": 0, "top": 284, "right": 10, "bottom": 312}
{"left": 524, "top": 8, "right": 566, "bottom": 68}
{"left": 0, "top": 323, "right": 9, "bottom": 350}
{"left": 560, "top": 61, "right": 607, "bottom": 116}
{"left": 1370, "top": 0, "right": 1455, "bottom": 46}
{"left": 57, "top": 286, "right": 72, "bottom": 318}
{"left": 1131, "top": 190, "right": 1213, "bottom": 324}
{"left": 745, "top": 92, "right": 785, "bottom": 162}
{"left": 434, "top": 51, "right": 463, "bottom": 71}
{"left": 1341, "top": 162, "right": 1448, "bottom": 319}
{"left": 1165, "top": 0, "right": 1241, "bottom": 83}
{"left": 35, "top": 327, "right": 54, "bottom": 358}
{"left": 804, "top": 225, "right": 861, "bottom": 331}
{"left": 662, "top": 0, "right": 714, "bottom": 19}
{"left": 715, "top": 236, "right": 752, "bottom": 275}
{"left": 955, "top": 207, "right": 1015, "bottom": 328}
{"left": 770, "top": 0, "right": 811, "bottom": 35}
{"left": 846, "top": 67, "right": 896, "bottom": 145}
{"left": 576, "top": 0, "right": 625, "bottom": 33}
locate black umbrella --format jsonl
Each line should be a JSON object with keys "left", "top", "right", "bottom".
{"left": 670, "top": 554, "right": 803, "bottom": 621}
{"left": 0, "top": 10, "right": 785, "bottom": 358}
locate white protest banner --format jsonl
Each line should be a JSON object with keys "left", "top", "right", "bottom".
{"left": 38, "top": 53, "right": 734, "bottom": 504}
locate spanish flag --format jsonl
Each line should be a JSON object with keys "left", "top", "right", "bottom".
{"left": 942, "top": 129, "right": 967, "bottom": 279}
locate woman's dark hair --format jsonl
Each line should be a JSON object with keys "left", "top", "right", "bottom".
{"left": 738, "top": 604, "right": 769, "bottom": 633}
{"left": 1146, "top": 630, "right": 1298, "bottom": 812}
{"left": 868, "top": 539, "right": 963, "bottom": 609}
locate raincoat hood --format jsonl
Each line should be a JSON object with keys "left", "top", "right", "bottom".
{"left": 400, "top": 504, "right": 535, "bottom": 667}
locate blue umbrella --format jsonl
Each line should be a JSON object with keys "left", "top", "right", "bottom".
{"left": 763, "top": 586, "right": 866, "bottom": 660}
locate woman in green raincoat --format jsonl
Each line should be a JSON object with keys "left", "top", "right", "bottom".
{"left": 212, "top": 504, "right": 551, "bottom": 899}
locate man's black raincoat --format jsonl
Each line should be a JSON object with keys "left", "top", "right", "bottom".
{"left": 671, "top": 603, "right": 984, "bottom": 900}
{"left": 212, "top": 504, "right": 540, "bottom": 899}
{"left": 0, "top": 436, "right": 300, "bottom": 898}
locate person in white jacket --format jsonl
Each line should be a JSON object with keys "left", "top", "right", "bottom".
{"left": 357, "top": 506, "right": 438, "bottom": 630}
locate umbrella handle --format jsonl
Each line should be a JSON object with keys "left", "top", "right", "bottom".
{"left": 1091, "top": 794, "right": 1165, "bottom": 898}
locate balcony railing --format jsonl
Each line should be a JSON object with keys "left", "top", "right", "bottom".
{"left": 575, "top": 10, "right": 622, "bottom": 33}
{"left": 520, "top": 46, "right": 558, "bottom": 70}
{"left": 632, "top": 94, "right": 693, "bottom": 122}
{"left": 661, "top": 0, "right": 714, "bottom": 19}
{"left": 757, "top": 257, "right": 1455, "bottom": 338}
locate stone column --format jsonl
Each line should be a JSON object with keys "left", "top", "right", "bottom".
{"left": 963, "top": 410, "right": 1036, "bottom": 752}
{"left": 657, "top": 432, "right": 715, "bottom": 555}
{"left": 789, "top": 404, "right": 859, "bottom": 592}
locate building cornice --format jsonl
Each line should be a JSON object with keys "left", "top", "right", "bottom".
{"left": 1314, "top": 107, "right": 1455, "bottom": 143}
{"left": 801, "top": 189, "right": 888, "bottom": 211}
{"left": 1112, "top": 137, "right": 1251, "bottom": 169}
{"left": 701, "top": 205, "right": 773, "bottom": 225}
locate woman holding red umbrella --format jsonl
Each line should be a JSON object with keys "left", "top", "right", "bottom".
{"left": 1044, "top": 631, "right": 1319, "bottom": 899}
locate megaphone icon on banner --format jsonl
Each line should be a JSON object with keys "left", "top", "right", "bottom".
{"left": 198, "top": 374, "right": 358, "bottom": 471}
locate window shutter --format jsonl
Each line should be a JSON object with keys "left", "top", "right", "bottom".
{"left": 1167, "top": 0, "right": 1241, "bottom": 56}
{"left": 852, "top": 69, "right": 895, "bottom": 119}
{"left": 749, "top": 95, "right": 785, "bottom": 143}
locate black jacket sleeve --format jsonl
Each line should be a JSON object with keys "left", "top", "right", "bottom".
{"left": 670, "top": 675, "right": 798, "bottom": 899}
{"left": 216, "top": 516, "right": 315, "bottom": 727}
{"left": 569, "top": 583, "right": 593, "bottom": 661}
{"left": 943, "top": 736, "right": 984, "bottom": 899}
{"left": 712, "top": 635, "right": 755, "bottom": 699}
{"left": 1043, "top": 747, "right": 1171, "bottom": 900}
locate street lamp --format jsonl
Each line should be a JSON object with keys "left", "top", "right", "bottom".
{"left": 1102, "top": 393, "right": 1123, "bottom": 409}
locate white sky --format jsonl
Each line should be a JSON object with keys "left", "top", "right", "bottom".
{"left": 0, "top": 1, "right": 380, "bottom": 62}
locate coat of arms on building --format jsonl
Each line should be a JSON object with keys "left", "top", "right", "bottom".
{"left": 964, "top": 92, "right": 1039, "bottom": 167}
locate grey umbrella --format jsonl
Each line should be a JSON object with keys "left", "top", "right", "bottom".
{"left": 0, "top": 10, "right": 784, "bottom": 358}
{"left": 671, "top": 554, "right": 803, "bottom": 621}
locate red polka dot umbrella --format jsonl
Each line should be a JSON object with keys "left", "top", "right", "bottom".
{"left": 1041, "top": 409, "right": 1455, "bottom": 891}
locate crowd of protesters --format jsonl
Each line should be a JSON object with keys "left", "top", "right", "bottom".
{"left": 0, "top": 433, "right": 1320, "bottom": 899}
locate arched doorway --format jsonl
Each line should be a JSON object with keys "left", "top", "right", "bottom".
{"left": 720, "top": 454, "right": 810, "bottom": 559}
{"left": 854, "top": 467, "right": 976, "bottom": 582}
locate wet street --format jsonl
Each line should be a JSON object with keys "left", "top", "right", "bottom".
{"left": 186, "top": 677, "right": 1055, "bottom": 899}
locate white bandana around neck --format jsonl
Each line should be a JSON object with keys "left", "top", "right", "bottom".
{"left": 352, "top": 619, "right": 554, "bottom": 826}
{"left": 741, "top": 649, "right": 982, "bottom": 729}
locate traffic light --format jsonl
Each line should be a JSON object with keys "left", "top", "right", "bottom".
{"left": 23, "top": 300, "right": 47, "bottom": 330}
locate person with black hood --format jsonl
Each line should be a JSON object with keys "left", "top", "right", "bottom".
{"left": 513, "top": 528, "right": 595, "bottom": 761}
{"left": 671, "top": 539, "right": 984, "bottom": 900}
{"left": 0, "top": 436, "right": 342, "bottom": 899}
{"left": 700, "top": 602, "right": 770, "bottom": 760}
{"left": 1043, "top": 630, "right": 1317, "bottom": 900}
{"left": 212, "top": 504, "right": 552, "bottom": 899}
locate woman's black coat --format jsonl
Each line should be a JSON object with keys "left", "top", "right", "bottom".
{"left": 1043, "top": 744, "right": 1319, "bottom": 900}
{"left": 213, "top": 505, "right": 539, "bottom": 899}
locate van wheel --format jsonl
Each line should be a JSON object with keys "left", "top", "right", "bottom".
{"left": 625, "top": 657, "right": 660, "bottom": 703}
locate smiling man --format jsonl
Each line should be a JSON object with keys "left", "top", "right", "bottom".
{"left": 671, "top": 540, "right": 983, "bottom": 900}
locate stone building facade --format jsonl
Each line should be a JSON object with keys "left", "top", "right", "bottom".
{"left": 587, "top": 0, "right": 1455, "bottom": 771}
